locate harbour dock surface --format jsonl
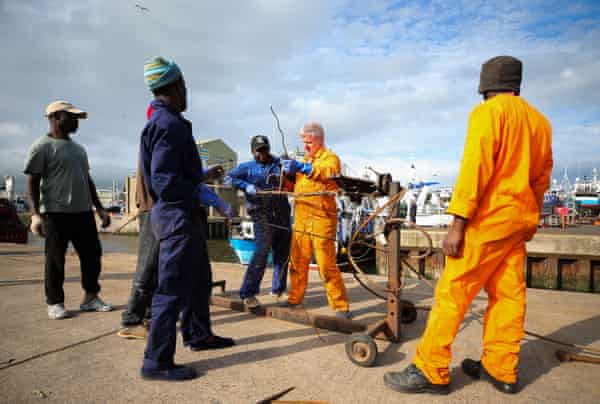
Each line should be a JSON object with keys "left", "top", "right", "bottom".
{"left": 1, "top": 241, "right": 599, "bottom": 403}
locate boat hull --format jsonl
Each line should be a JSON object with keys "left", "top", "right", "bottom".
{"left": 229, "top": 237, "right": 273, "bottom": 266}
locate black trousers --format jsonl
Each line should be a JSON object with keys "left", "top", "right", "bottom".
{"left": 124, "top": 209, "right": 214, "bottom": 344}
{"left": 44, "top": 211, "right": 102, "bottom": 305}
{"left": 121, "top": 211, "right": 159, "bottom": 326}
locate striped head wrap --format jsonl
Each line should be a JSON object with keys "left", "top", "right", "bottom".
{"left": 143, "top": 57, "right": 182, "bottom": 91}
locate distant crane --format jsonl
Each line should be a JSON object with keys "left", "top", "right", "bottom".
{"left": 135, "top": 4, "right": 149, "bottom": 12}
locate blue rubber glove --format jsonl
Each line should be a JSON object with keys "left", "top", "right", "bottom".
{"left": 197, "top": 184, "right": 219, "bottom": 207}
{"left": 245, "top": 184, "right": 257, "bottom": 196}
{"left": 282, "top": 159, "right": 312, "bottom": 175}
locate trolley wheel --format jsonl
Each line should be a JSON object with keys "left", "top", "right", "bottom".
{"left": 401, "top": 301, "right": 418, "bottom": 324}
{"left": 345, "top": 333, "right": 378, "bottom": 367}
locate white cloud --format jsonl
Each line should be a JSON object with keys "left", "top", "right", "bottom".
{"left": 0, "top": 0, "right": 599, "bottom": 189}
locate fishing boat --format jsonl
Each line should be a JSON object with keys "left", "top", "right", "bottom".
{"left": 573, "top": 169, "right": 600, "bottom": 221}
{"left": 229, "top": 220, "right": 273, "bottom": 266}
{"left": 401, "top": 181, "right": 453, "bottom": 227}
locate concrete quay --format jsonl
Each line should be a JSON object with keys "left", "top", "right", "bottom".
{"left": 1, "top": 241, "right": 600, "bottom": 403}
{"left": 391, "top": 227, "right": 600, "bottom": 293}
{"left": 399, "top": 227, "right": 600, "bottom": 258}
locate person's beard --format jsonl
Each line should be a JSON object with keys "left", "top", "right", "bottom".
{"left": 59, "top": 121, "right": 78, "bottom": 134}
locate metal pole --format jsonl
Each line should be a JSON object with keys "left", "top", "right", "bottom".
{"left": 384, "top": 181, "right": 403, "bottom": 342}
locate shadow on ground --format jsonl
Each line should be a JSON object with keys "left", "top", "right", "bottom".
{"left": 446, "top": 313, "right": 600, "bottom": 393}
{"left": 188, "top": 327, "right": 348, "bottom": 372}
{"left": 519, "top": 314, "right": 600, "bottom": 391}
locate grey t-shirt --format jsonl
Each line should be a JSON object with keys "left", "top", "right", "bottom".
{"left": 24, "top": 134, "right": 93, "bottom": 213}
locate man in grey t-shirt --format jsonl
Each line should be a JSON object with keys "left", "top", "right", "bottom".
{"left": 24, "top": 100, "right": 113, "bottom": 320}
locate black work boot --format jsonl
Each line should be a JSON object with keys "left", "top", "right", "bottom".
{"left": 384, "top": 364, "right": 450, "bottom": 395}
{"left": 461, "top": 358, "right": 518, "bottom": 394}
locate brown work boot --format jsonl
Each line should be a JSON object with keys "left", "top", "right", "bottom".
{"left": 117, "top": 325, "right": 148, "bottom": 340}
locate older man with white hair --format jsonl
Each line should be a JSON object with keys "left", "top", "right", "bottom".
{"left": 281, "top": 122, "right": 350, "bottom": 319}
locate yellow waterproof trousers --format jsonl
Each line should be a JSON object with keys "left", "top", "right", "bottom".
{"left": 288, "top": 219, "right": 349, "bottom": 312}
{"left": 414, "top": 230, "right": 526, "bottom": 384}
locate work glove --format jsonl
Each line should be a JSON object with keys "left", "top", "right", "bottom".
{"left": 97, "top": 208, "right": 111, "bottom": 229}
{"left": 30, "top": 214, "right": 46, "bottom": 237}
{"left": 245, "top": 184, "right": 257, "bottom": 196}
{"left": 282, "top": 159, "right": 312, "bottom": 176}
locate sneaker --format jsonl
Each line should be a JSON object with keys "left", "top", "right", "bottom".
{"left": 80, "top": 297, "right": 113, "bottom": 312}
{"left": 335, "top": 310, "right": 353, "bottom": 320}
{"left": 140, "top": 364, "right": 198, "bottom": 381}
{"left": 461, "top": 358, "right": 518, "bottom": 394}
{"left": 384, "top": 364, "right": 450, "bottom": 395}
{"left": 243, "top": 296, "right": 261, "bottom": 309}
{"left": 188, "top": 335, "right": 235, "bottom": 351}
{"left": 118, "top": 325, "right": 148, "bottom": 340}
{"left": 47, "top": 303, "right": 69, "bottom": 320}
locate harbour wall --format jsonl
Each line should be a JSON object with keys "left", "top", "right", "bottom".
{"left": 378, "top": 229, "right": 600, "bottom": 293}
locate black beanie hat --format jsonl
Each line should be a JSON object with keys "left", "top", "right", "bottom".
{"left": 478, "top": 56, "right": 522, "bottom": 95}
{"left": 251, "top": 135, "right": 270, "bottom": 152}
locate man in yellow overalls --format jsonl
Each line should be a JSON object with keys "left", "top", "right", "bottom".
{"left": 281, "top": 122, "right": 351, "bottom": 319}
{"left": 385, "top": 56, "right": 553, "bottom": 395}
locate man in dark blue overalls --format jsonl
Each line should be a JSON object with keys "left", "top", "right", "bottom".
{"left": 119, "top": 105, "right": 235, "bottom": 356}
{"left": 139, "top": 57, "right": 214, "bottom": 381}
{"left": 228, "top": 135, "right": 291, "bottom": 308}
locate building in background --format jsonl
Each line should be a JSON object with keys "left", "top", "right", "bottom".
{"left": 195, "top": 138, "right": 240, "bottom": 220}
{"left": 125, "top": 137, "right": 240, "bottom": 224}
{"left": 196, "top": 139, "right": 238, "bottom": 174}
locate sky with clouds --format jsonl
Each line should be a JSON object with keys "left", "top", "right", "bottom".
{"left": 1, "top": 0, "right": 599, "bottom": 190}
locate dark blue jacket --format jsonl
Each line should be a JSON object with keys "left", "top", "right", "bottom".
{"left": 227, "top": 156, "right": 290, "bottom": 224}
{"left": 140, "top": 100, "right": 204, "bottom": 239}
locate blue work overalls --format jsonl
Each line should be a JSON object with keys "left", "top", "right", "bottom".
{"left": 228, "top": 156, "right": 291, "bottom": 298}
{"left": 140, "top": 100, "right": 210, "bottom": 370}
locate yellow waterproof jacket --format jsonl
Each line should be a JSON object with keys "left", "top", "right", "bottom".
{"left": 293, "top": 148, "right": 340, "bottom": 223}
{"left": 447, "top": 94, "right": 553, "bottom": 241}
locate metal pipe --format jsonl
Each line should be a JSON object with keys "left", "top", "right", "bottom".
{"left": 365, "top": 319, "right": 387, "bottom": 338}
{"left": 210, "top": 295, "right": 366, "bottom": 335}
